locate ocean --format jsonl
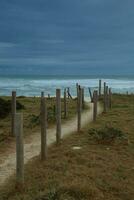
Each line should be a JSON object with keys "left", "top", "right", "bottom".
{"left": 0, "top": 75, "right": 134, "bottom": 97}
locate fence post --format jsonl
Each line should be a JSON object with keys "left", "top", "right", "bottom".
{"left": 11, "top": 91, "right": 16, "bottom": 137}
{"left": 15, "top": 113, "right": 24, "bottom": 187}
{"left": 77, "top": 88, "right": 82, "bottom": 132}
{"left": 82, "top": 88, "right": 85, "bottom": 109}
{"left": 93, "top": 90, "right": 98, "bottom": 122}
{"left": 104, "top": 82, "right": 107, "bottom": 112}
{"left": 40, "top": 95, "right": 47, "bottom": 160}
{"left": 64, "top": 88, "right": 67, "bottom": 119}
{"left": 76, "top": 83, "right": 79, "bottom": 99}
{"left": 106, "top": 86, "right": 109, "bottom": 109}
{"left": 88, "top": 87, "right": 93, "bottom": 102}
{"left": 41, "top": 91, "right": 44, "bottom": 98}
{"left": 99, "top": 79, "right": 101, "bottom": 99}
{"left": 109, "top": 88, "right": 112, "bottom": 109}
{"left": 56, "top": 89, "right": 61, "bottom": 144}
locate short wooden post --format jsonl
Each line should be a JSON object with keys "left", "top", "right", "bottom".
{"left": 109, "top": 88, "right": 112, "bottom": 109}
{"left": 11, "top": 91, "right": 16, "bottom": 136}
{"left": 77, "top": 88, "right": 82, "bottom": 132}
{"left": 93, "top": 90, "right": 98, "bottom": 122}
{"left": 15, "top": 113, "right": 24, "bottom": 186}
{"left": 56, "top": 89, "right": 61, "bottom": 144}
{"left": 104, "top": 82, "right": 107, "bottom": 112}
{"left": 40, "top": 96, "right": 47, "bottom": 160}
{"left": 99, "top": 79, "right": 101, "bottom": 98}
{"left": 64, "top": 88, "right": 67, "bottom": 118}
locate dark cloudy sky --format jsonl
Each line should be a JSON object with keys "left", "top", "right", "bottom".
{"left": 0, "top": 0, "right": 134, "bottom": 75}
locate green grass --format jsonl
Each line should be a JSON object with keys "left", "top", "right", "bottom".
{"left": 0, "top": 94, "right": 134, "bottom": 200}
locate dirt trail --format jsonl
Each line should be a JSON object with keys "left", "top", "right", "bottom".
{"left": 0, "top": 101, "right": 103, "bottom": 186}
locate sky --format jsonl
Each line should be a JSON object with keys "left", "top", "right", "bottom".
{"left": 0, "top": 0, "right": 134, "bottom": 75}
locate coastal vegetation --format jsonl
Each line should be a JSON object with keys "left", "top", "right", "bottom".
{"left": 0, "top": 94, "right": 133, "bottom": 200}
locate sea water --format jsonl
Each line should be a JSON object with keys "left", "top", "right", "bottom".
{"left": 0, "top": 75, "right": 134, "bottom": 97}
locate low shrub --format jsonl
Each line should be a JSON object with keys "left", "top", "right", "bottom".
{"left": 0, "top": 98, "right": 24, "bottom": 119}
{"left": 88, "top": 125, "right": 128, "bottom": 144}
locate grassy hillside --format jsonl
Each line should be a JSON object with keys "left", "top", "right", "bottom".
{"left": 0, "top": 94, "right": 134, "bottom": 200}
{"left": 0, "top": 96, "right": 78, "bottom": 146}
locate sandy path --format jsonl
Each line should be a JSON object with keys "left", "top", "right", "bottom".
{"left": 0, "top": 102, "right": 103, "bottom": 186}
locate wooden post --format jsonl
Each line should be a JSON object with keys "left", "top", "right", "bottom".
{"left": 11, "top": 91, "right": 16, "bottom": 137}
{"left": 56, "top": 89, "right": 61, "bottom": 144}
{"left": 104, "top": 82, "right": 107, "bottom": 112}
{"left": 64, "top": 88, "right": 67, "bottom": 119}
{"left": 15, "top": 113, "right": 24, "bottom": 186}
{"left": 99, "top": 79, "right": 101, "bottom": 98}
{"left": 82, "top": 88, "right": 85, "bottom": 109}
{"left": 67, "top": 87, "right": 70, "bottom": 99}
{"left": 106, "top": 86, "right": 109, "bottom": 109}
{"left": 76, "top": 83, "right": 79, "bottom": 99}
{"left": 109, "top": 88, "right": 112, "bottom": 109}
{"left": 93, "top": 90, "right": 98, "bottom": 122}
{"left": 88, "top": 87, "right": 93, "bottom": 102}
{"left": 77, "top": 88, "right": 82, "bottom": 132}
{"left": 40, "top": 96, "right": 47, "bottom": 160}
{"left": 41, "top": 91, "right": 44, "bottom": 98}
{"left": 67, "top": 87, "right": 73, "bottom": 99}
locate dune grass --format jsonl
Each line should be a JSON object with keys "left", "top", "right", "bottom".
{"left": 0, "top": 94, "right": 134, "bottom": 200}
{"left": 0, "top": 96, "right": 78, "bottom": 147}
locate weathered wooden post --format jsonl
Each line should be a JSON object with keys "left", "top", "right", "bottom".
{"left": 11, "top": 91, "right": 16, "bottom": 137}
{"left": 56, "top": 89, "right": 61, "bottom": 144}
{"left": 40, "top": 95, "right": 47, "bottom": 160}
{"left": 106, "top": 86, "right": 109, "bottom": 109}
{"left": 88, "top": 87, "right": 93, "bottom": 102}
{"left": 82, "top": 88, "right": 85, "bottom": 109}
{"left": 76, "top": 83, "right": 79, "bottom": 98}
{"left": 99, "top": 79, "right": 101, "bottom": 98}
{"left": 104, "top": 82, "right": 107, "bottom": 112}
{"left": 41, "top": 91, "right": 44, "bottom": 98}
{"left": 15, "top": 113, "right": 24, "bottom": 187}
{"left": 93, "top": 90, "right": 98, "bottom": 122}
{"left": 67, "top": 87, "right": 70, "bottom": 99}
{"left": 64, "top": 88, "right": 67, "bottom": 119}
{"left": 109, "top": 88, "right": 112, "bottom": 109}
{"left": 77, "top": 88, "right": 82, "bottom": 132}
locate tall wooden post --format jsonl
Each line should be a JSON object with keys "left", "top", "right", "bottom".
{"left": 99, "top": 79, "right": 101, "bottom": 98}
{"left": 64, "top": 88, "right": 67, "bottom": 119}
{"left": 56, "top": 89, "right": 61, "bottom": 144}
{"left": 93, "top": 90, "right": 98, "bottom": 122}
{"left": 40, "top": 96, "right": 47, "bottom": 160}
{"left": 104, "top": 82, "right": 107, "bottom": 112}
{"left": 15, "top": 113, "right": 24, "bottom": 186}
{"left": 77, "top": 88, "right": 82, "bottom": 132}
{"left": 11, "top": 91, "right": 16, "bottom": 137}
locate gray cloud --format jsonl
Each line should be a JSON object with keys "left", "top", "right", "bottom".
{"left": 0, "top": 0, "right": 134, "bottom": 75}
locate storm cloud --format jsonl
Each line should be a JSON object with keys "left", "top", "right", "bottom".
{"left": 0, "top": 0, "right": 134, "bottom": 75}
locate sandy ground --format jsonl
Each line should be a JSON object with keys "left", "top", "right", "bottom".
{"left": 0, "top": 101, "right": 103, "bottom": 186}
